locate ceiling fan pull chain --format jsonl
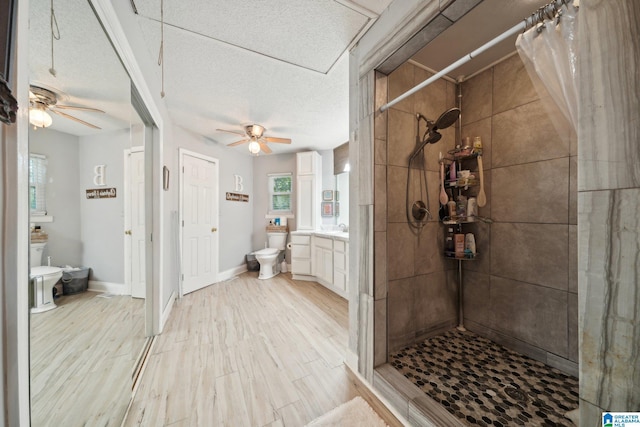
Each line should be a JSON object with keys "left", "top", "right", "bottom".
{"left": 49, "top": 0, "right": 60, "bottom": 77}
{"left": 158, "top": 0, "right": 165, "bottom": 98}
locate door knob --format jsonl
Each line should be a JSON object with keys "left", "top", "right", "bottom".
{"left": 211, "top": 227, "right": 217, "bottom": 232}
{"left": 125, "top": 230, "right": 132, "bottom": 235}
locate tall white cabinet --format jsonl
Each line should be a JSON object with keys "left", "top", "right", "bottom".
{"left": 296, "top": 151, "right": 321, "bottom": 230}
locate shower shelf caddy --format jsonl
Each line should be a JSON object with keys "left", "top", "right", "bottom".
{"left": 440, "top": 149, "right": 490, "bottom": 330}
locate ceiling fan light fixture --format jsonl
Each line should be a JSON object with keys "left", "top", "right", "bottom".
{"left": 248, "top": 139, "right": 261, "bottom": 154}
{"left": 29, "top": 108, "right": 53, "bottom": 128}
{"left": 250, "top": 124, "right": 265, "bottom": 138}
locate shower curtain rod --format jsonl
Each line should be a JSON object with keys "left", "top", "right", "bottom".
{"left": 379, "top": 0, "right": 572, "bottom": 113}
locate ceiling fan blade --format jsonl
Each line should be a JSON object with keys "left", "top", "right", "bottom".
{"left": 50, "top": 109, "right": 101, "bottom": 129}
{"left": 55, "top": 105, "right": 105, "bottom": 113}
{"left": 217, "top": 128, "right": 246, "bottom": 136}
{"left": 259, "top": 142, "right": 272, "bottom": 154}
{"left": 264, "top": 137, "right": 291, "bottom": 144}
{"left": 227, "top": 139, "right": 250, "bottom": 147}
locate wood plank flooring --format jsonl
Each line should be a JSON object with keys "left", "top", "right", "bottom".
{"left": 125, "top": 272, "right": 402, "bottom": 427}
{"left": 30, "top": 291, "right": 145, "bottom": 427}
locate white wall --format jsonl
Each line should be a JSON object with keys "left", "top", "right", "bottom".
{"left": 29, "top": 128, "right": 82, "bottom": 266}
{"left": 252, "top": 153, "right": 296, "bottom": 261}
{"left": 175, "top": 126, "right": 254, "bottom": 273}
{"left": 78, "top": 128, "right": 130, "bottom": 284}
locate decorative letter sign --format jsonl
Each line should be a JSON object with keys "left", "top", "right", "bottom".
{"left": 234, "top": 174, "right": 244, "bottom": 192}
{"left": 93, "top": 165, "right": 106, "bottom": 186}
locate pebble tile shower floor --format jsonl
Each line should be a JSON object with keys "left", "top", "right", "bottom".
{"left": 390, "top": 330, "right": 579, "bottom": 426}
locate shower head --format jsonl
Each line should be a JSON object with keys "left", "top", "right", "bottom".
{"left": 433, "top": 108, "right": 460, "bottom": 131}
{"left": 409, "top": 107, "right": 460, "bottom": 162}
{"left": 425, "top": 132, "right": 442, "bottom": 145}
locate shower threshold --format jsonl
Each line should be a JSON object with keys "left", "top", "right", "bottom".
{"left": 380, "top": 329, "right": 578, "bottom": 426}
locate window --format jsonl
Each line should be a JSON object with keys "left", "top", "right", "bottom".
{"left": 29, "top": 154, "right": 47, "bottom": 215}
{"left": 268, "top": 173, "right": 292, "bottom": 214}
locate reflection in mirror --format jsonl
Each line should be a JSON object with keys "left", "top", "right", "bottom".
{"left": 28, "top": 0, "right": 150, "bottom": 425}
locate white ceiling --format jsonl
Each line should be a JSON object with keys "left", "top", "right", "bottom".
{"left": 29, "top": 0, "right": 132, "bottom": 136}
{"left": 27, "top": 0, "right": 551, "bottom": 154}
{"left": 131, "top": 0, "right": 392, "bottom": 155}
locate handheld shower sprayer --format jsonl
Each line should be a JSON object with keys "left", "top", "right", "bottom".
{"left": 407, "top": 107, "right": 461, "bottom": 229}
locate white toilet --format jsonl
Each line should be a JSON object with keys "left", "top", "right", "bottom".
{"left": 30, "top": 242, "right": 63, "bottom": 313}
{"left": 254, "top": 231, "right": 288, "bottom": 280}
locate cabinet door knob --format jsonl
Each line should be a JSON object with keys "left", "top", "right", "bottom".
{"left": 125, "top": 230, "right": 132, "bottom": 235}
{"left": 211, "top": 227, "right": 217, "bottom": 232}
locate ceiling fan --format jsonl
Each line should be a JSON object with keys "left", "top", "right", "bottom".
{"left": 216, "top": 124, "right": 291, "bottom": 154}
{"left": 28, "top": 85, "right": 105, "bottom": 130}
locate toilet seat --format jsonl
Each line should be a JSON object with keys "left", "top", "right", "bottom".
{"left": 254, "top": 248, "right": 279, "bottom": 257}
{"left": 30, "top": 265, "right": 63, "bottom": 278}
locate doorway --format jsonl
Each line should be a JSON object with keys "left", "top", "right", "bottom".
{"left": 179, "top": 149, "right": 219, "bottom": 295}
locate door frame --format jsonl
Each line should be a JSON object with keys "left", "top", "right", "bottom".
{"left": 178, "top": 148, "right": 220, "bottom": 297}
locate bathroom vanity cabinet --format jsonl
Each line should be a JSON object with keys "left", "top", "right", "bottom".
{"left": 332, "top": 239, "right": 348, "bottom": 293}
{"left": 291, "top": 230, "right": 349, "bottom": 299}
{"left": 313, "top": 236, "right": 333, "bottom": 285}
{"left": 290, "top": 232, "right": 312, "bottom": 276}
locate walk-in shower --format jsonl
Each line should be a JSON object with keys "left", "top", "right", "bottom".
{"left": 406, "top": 107, "right": 460, "bottom": 228}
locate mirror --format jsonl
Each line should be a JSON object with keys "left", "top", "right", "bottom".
{"left": 28, "top": 0, "right": 152, "bottom": 425}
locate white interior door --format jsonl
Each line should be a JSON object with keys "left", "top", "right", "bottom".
{"left": 181, "top": 151, "right": 218, "bottom": 295}
{"left": 130, "top": 150, "right": 146, "bottom": 299}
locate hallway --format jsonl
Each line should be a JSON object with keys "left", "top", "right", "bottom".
{"left": 125, "top": 272, "right": 401, "bottom": 426}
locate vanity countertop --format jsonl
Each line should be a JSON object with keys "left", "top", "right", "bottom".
{"left": 291, "top": 230, "right": 349, "bottom": 241}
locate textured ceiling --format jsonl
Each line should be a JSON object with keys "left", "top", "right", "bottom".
{"left": 131, "top": 0, "right": 390, "bottom": 154}
{"left": 133, "top": 0, "right": 372, "bottom": 74}
{"left": 28, "top": 0, "right": 132, "bottom": 136}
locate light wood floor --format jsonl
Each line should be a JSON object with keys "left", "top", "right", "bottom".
{"left": 30, "top": 291, "right": 145, "bottom": 427}
{"left": 125, "top": 272, "right": 403, "bottom": 427}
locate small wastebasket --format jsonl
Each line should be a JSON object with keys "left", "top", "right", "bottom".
{"left": 62, "top": 267, "right": 90, "bottom": 295}
{"left": 246, "top": 253, "right": 259, "bottom": 271}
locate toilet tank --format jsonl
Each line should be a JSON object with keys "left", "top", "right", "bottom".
{"left": 267, "top": 232, "right": 288, "bottom": 250}
{"left": 30, "top": 242, "right": 47, "bottom": 268}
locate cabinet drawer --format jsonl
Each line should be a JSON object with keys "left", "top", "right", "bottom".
{"left": 314, "top": 237, "right": 333, "bottom": 249}
{"left": 291, "top": 245, "right": 310, "bottom": 258}
{"left": 292, "top": 259, "right": 311, "bottom": 275}
{"left": 334, "top": 252, "right": 346, "bottom": 270}
{"left": 291, "top": 234, "right": 310, "bottom": 245}
{"left": 333, "top": 240, "right": 346, "bottom": 253}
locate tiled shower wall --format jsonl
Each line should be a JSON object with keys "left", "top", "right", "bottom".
{"left": 460, "top": 54, "right": 578, "bottom": 375}
{"left": 377, "top": 54, "right": 578, "bottom": 374}
{"left": 377, "top": 61, "right": 460, "bottom": 355}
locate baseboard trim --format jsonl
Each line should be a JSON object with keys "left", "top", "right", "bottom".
{"left": 161, "top": 291, "right": 177, "bottom": 331}
{"left": 88, "top": 280, "right": 128, "bottom": 295}
{"left": 218, "top": 264, "right": 247, "bottom": 282}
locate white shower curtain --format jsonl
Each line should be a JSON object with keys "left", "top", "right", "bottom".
{"left": 516, "top": 2, "right": 579, "bottom": 134}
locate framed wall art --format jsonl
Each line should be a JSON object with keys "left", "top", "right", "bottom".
{"left": 321, "top": 201, "right": 333, "bottom": 217}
